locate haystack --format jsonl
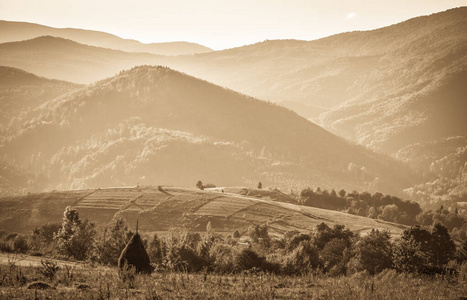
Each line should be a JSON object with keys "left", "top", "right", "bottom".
{"left": 118, "top": 227, "right": 152, "bottom": 273}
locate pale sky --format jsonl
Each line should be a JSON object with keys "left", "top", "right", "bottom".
{"left": 1, "top": 0, "right": 466, "bottom": 50}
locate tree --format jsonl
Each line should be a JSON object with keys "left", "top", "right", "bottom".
{"left": 148, "top": 233, "right": 164, "bottom": 265}
{"left": 248, "top": 224, "right": 270, "bottom": 248}
{"left": 338, "top": 189, "right": 346, "bottom": 198}
{"left": 313, "top": 223, "right": 353, "bottom": 250}
{"left": 393, "top": 238, "right": 426, "bottom": 272}
{"left": 330, "top": 189, "right": 337, "bottom": 198}
{"left": 257, "top": 182, "right": 262, "bottom": 189}
{"left": 233, "top": 248, "right": 264, "bottom": 271}
{"left": 54, "top": 207, "right": 96, "bottom": 260}
{"left": 248, "top": 224, "right": 269, "bottom": 242}
{"left": 92, "top": 217, "right": 132, "bottom": 266}
{"left": 196, "top": 180, "right": 204, "bottom": 190}
{"left": 351, "top": 229, "right": 392, "bottom": 275}
{"left": 379, "top": 204, "right": 399, "bottom": 222}
{"left": 320, "top": 238, "right": 348, "bottom": 273}
{"left": 431, "top": 223, "right": 455, "bottom": 266}
{"left": 206, "top": 221, "right": 213, "bottom": 235}
{"left": 399, "top": 226, "right": 435, "bottom": 266}
{"left": 13, "top": 235, "right": 29, "bottom": 253}
{"left": 284, "top": 241, "right": 320, "bottom": 274}
{"left": 286, "top": 233, "right": 311, "bottom": 252}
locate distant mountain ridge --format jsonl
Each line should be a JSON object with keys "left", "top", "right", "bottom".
{"left": 0, "top": 65, "right": 81, "bottom": 125}
{"left": 0, "top": 20, "right": 213, "bottom": 55}
{"left": 0, "top": 36, "right": 163, "bottom": 84}
{"left": 0, "top": 66, "right": 412, "bottom": 195}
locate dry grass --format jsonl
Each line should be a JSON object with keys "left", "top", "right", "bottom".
{"left": 0, "top": 262, "right": 465, "bottom": 299}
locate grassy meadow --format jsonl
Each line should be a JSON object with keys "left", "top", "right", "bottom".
{"left": 0, "top": 255, "right": 465, "bottom": 300}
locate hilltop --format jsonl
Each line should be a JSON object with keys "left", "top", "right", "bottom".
{"left": 0, "top": 186, "right": 406, "bottom": 238}
{"left": 0, "top": 20, "right": 212, "bottom": 55}
{"left": 0, "top": 66, "right": 81, "bottom": 125}
{"left": 0, "top": 66, "right": 412, "bottom": 195}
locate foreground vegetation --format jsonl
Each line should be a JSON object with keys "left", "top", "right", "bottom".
{"left": 1, "top": 206, "right": 467, "bottom": 298}
{"left": 0, "top": 259, "right": 466, "bottom": 299}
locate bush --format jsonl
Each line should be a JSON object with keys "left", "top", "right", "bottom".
{"left": 147, "top": 233, "right": 165, "bottom": 265}
{"left": 13, "top": 235, "right": 29, "bottom": 253}
{"left": 283, "top": 241, "right": 320, "bottom": 275}
{"left": 92, "top": 218, "right": 132, "bottom": 266}
{"left": 0, "top": 241, "right": 12, "bottom": 253}
{"left": 233, "top": 248, "right": 265, "bottom": 272}
{"left": 39, "top": 259, "right": 59, "bottom": 281}
{"left": 165, "top": 234, "right": 205, "bottom": 272}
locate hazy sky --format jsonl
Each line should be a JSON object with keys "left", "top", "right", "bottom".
{"left": 1, "top": 0, "right": 466, "bottom": 50}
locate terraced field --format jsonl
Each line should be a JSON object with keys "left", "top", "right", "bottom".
{"left": 0, "top": 186, "right": 407, "bottom": 237}
{"left": 195, "top": 196, "right": 256, "bottom": 217}
{"left": 76, "top": 189, "right": 139, "bottom": 210}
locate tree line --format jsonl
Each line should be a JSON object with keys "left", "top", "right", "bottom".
{"left": 1, "top": 207, "right": 466, "bottom": 277}
{"left": 298, "top": 188, "right": 466, "bottom": 240}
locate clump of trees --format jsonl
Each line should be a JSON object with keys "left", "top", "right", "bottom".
{"left": 298, "top": 188, "right": 467, "bottom": 237}
{"left": 416, "top": 206, "right": 467, "bottom": 239}
{"left": 300, "top": 188, "right": 421, "bottom": 225}
{"left": 196, "top": 180, "right": 216, "bottom": 190}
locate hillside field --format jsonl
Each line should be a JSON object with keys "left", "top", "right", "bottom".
{"left": 0, "top": 186, "right": 406, "bottom": 238}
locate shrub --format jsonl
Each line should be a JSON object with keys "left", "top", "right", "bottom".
{"left": 283, "top": 241, "right": 320, "bottom": 275}
{"left": 38, "top": 259, "right": 59, "bottom": 281}
{"left": 147, "top": 233, "right": 165, "bottom": 265}
{"left": 92, "top": 218, "right": 132, "bottom": 266}
{"left": 165, "top": 234, "right": 205, "bottom": 272}
{"left": 13, "top": 235, "right": 29, "bottom": 253}
{"left": 0, "top": 241, "right": 12, "bottom": 253}
{"left": 233, "top": 248, "right": 265, "bottom": 272}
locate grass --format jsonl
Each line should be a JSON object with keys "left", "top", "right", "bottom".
{"left": 0, "top": 260, "right": 465, "bottom": 299}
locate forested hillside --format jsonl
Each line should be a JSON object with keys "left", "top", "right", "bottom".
{"left": 0, "top": 66, "right": 412, "bottom": 194}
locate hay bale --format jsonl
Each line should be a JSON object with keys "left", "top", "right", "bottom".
{"left": 27, "top": 281, "right": 53, "bottom": 289}
{"left": 76, "top": 283, "right": 92, "bottom": 289}
{"left": 118, "top": 232, "right": 152, "bottom": 273}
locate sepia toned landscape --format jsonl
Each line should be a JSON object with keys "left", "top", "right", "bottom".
{"left": 0, "top": 1, "right": 466, "bottom": 299}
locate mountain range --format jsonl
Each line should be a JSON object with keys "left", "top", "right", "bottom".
{"left": 0, "top": 20, "right": 212, "bottom": 55}
{"left": 0, "top": 8, "right": 465, "bottom": 203}
{"left": 0, "top": 66, "right": 411, "bottom": 195}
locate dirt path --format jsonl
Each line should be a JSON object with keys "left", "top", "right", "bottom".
{"left": 0, "top": 253, "right": 88, "bottom": 269}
